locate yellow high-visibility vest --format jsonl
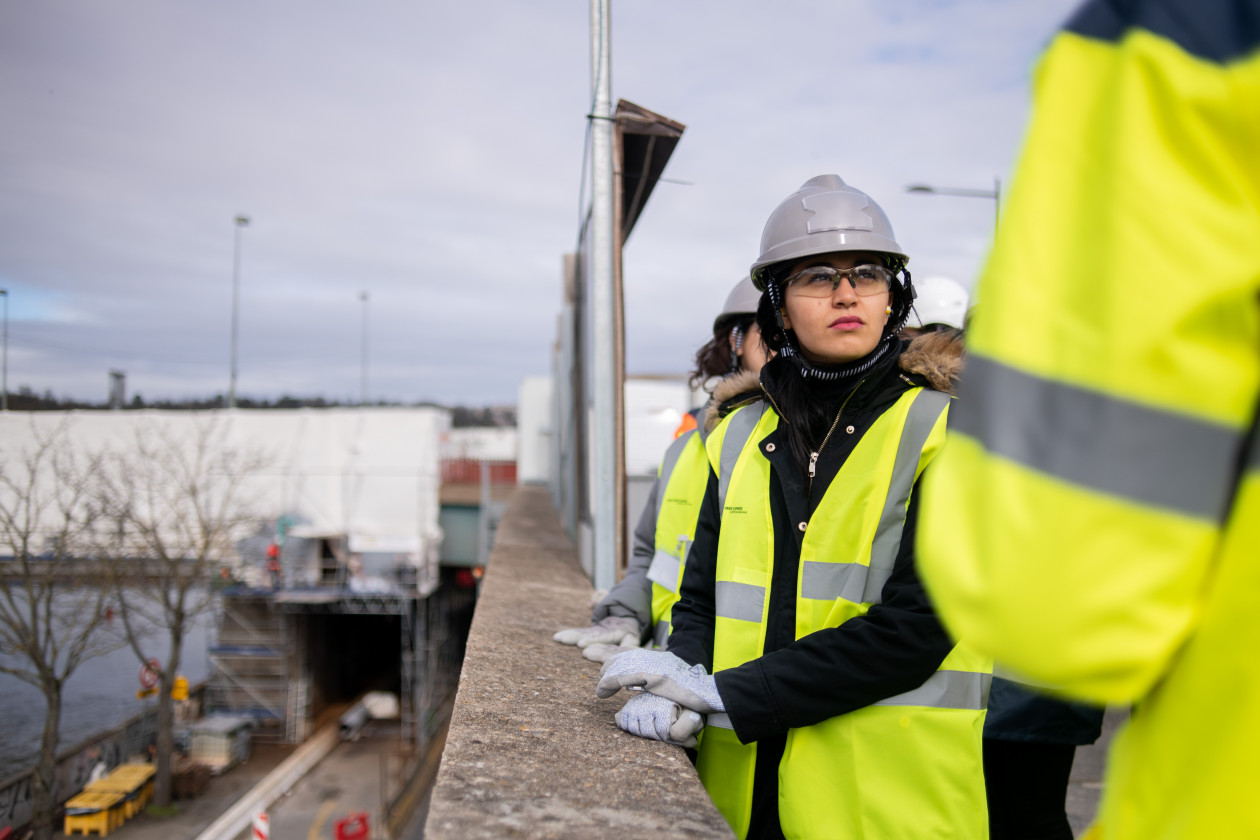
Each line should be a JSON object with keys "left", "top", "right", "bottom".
{"left": 646, "top": 413, "right": 761, "bottom": 647}
{"left": 698, "top": 392, "right": 989, "bottom": 840}
{"left": 917, "top": 5, "right": 1260, "bottom": 838}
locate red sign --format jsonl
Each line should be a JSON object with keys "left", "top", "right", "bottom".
{"left": 139, "top": 658, "right": 160, "bottom": 689}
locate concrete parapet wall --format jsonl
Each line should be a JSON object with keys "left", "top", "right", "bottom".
{"left": 426, "top": 485, "right": 733, "bottom": 839}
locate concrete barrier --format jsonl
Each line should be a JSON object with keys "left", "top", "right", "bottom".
{"left": 191, "top": 721, "right": 339, "bottom": 840}
{"left": 425, "top": 485, "right": 733, "bottom": 839}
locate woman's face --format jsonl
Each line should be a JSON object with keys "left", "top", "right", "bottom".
{"left": 780, "top": 251, "right": 892, "bottom": 365}
{"left": 735, "top": 321, "right": 770, "bottom": 375}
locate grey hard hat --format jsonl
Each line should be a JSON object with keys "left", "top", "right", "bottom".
{"left": 750, "top": 174, "right": 908, "bottom": 290}
{"left": 713, "top": 276, "right": 761, "bottom": 334}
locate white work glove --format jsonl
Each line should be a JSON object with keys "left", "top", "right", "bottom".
{"left": 615, "top": 691, "right": 705, "bottom": 748}
{"left": 597, "top": 648, "right": 725, "bottom": 714}
{"left": 552, "top": 615, "right": 640, "bottom": 649}
{"left": 582, "top": 643, "right": 640, "bottom": 664}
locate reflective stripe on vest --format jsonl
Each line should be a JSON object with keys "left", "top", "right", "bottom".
{"left": 718, "top": 403, "right": 768, "bottom": 512}
{"left": 867, "top": 389, "right": 950, "bottom": 596}
{"left": 649, "top": 410, "right": 762, "bottom": 645}
{"left": 649, "top": 431, "right": 708, "bottom": 640}
{"left": 714, "top": 580, "right": 765, "bottom": 623}
{"left": 875, "top": 668, "right": 992, "bottom": 710}
{"left": 648, "top": 545, "right": 684, "bottom": 647}
{"left": 707, "top": 670, "right": 993, "bottom": 726}
{"left": 696, "top": 387, "right": 989, "bottom": 840}
{"left": 954, "top": 354, "right": 1241, "bottom": 522}
{"left": 647, "top": 548, "right": 682, "bottom": 594}
{"left": 652, "top": 620, "right": 669, "bottom": 649}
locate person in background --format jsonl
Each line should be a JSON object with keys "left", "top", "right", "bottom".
{"left": 905, "top": 270, "right": 1106, "bottom": 837}
{"left": 902, "top": 275, "right": 968, "bottom": 338}
{"left": 599, "top": 175, "right": 988, "bottom": 839}
{"left": 916, "top": 2, "right": 1260, "bottom": 838}
{"left": 553, "top": 276, "right": 769, "bottom": 663}
{"left": 985, "top": 675, "right": 1104, "bottom": 839}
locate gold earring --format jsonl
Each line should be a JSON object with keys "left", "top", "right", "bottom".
{"left": 885, "top": 306, "right": 892, "bottom": 315}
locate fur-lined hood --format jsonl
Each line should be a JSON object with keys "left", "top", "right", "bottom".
{"left": 899, "top": 329, "right": 965, "bottom": 394}
{"left": 704, "top": 369, "right": 762, "bottom": 433}
{"left": 702, "top": 330, "right": 964, "bottom": 433}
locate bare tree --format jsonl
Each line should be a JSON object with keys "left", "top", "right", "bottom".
{"left": 96, "top": 418, "right": 268, "bottom": 808}
{"left": 0, "top": 422, "right": 125, "bottom": 840}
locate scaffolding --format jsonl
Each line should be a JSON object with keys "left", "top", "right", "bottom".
{"left": 205, "top": 593, "right": 293, "bottom": 738}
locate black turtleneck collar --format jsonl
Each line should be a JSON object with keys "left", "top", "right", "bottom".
{"left": 759, "top": 339, "right": 905, "bottom": 463}
{"left": 762, "top": 339, "right": 903, "bottom": 413}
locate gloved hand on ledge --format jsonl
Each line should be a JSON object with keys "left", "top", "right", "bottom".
{"left": 552, "top": 615, "right": 640, "bottom": 649}
{"left": 597, "top": 649, "right": 725, "bottom": 714}
{"left": 615, "top": 691, "right": 705, "bottom": 748}
{"left": 582, "top": 643, "right": 640, "bottom": 664}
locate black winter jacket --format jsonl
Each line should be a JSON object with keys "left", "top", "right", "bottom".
{"left": 667, "top": 334, "right": 963, "bottom": 839}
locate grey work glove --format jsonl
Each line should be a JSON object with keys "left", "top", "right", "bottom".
{"left": 615, "top": 691, "right": 705, "bottom": 748}
{"left": 597, "top": 648, "right": 725, "bottom": 714}
{"left": 582, "top": 643, "right": 639, "bottom": 664}
{"left": 552, "top": 615, "right": 640, "bottom": 649}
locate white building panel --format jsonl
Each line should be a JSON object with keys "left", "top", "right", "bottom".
{"left": 0, "top": 407, "right": 450, "bottom": 595}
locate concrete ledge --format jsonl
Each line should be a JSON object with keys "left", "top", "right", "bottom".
{"left": 425, "top": 486, "right": 733, "bottom": 839}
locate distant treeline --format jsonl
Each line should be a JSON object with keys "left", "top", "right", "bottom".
{"left": 1, "top": 387, "right": 515, "bottom": 428}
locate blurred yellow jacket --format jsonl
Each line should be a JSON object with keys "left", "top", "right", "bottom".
{"left": 917, "top": 2, "right": 1260, "bottom": 838}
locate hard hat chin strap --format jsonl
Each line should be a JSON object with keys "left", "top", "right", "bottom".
{"left": 779, "top": 334, "right": 899, "bottom": 382}
{"left": 890, "top": 267, "right": 915, "bottom": 335}
{"left": 729, "top": 325, "right": 744, "bottom": 374}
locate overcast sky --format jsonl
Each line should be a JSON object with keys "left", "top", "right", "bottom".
{"left": 0, "top": 1, "right": 1080, "bottom": 407}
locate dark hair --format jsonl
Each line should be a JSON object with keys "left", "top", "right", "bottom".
{"left": 689, "top": 314, "right": 756, "bottom": 391}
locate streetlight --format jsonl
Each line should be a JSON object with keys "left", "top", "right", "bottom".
{"left": 0, "top": 288, "right": 8, "bottom": 412}
{"left": 228, "top": 215, "right": 249, "bottom": 409}
{"left": 359, "top": 291, "right": 369, "bottom": 406}
{"left": 906, "top": 178, "right": 1002, "bottom": 235}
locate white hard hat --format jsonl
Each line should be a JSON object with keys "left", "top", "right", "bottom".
{"left": 907, "top": 276, "right": 969, "bottom": 330}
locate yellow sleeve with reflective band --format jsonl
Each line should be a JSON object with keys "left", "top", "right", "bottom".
{"left": 918, "top": 23, "right": 1260, "bottom": 704}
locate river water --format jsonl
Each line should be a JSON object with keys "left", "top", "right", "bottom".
{"left": 0, "top": 597, "right": 215, "bottom": 780}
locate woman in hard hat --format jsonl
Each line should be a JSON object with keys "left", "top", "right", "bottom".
{"left": 553, "top": 276, "right": 770, "bottom": 667}
{"left": 598, "top": 175, "right": 987, "bottom": 838}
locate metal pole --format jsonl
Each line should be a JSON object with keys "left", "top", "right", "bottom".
{"left": 359, "top": 291, "right": 369, "bottom": 406}
{"left": 0, "top": 289, "right": 7, "bottom": 412}
{"left": 993, "top": 177, "right": 1002, "bottom": 236}
{"left": 906, "top": 182, "right": 1000, "bottom": 233}
{"left": 229, "top": 215, "right": 249, "bottom": 409}
{"left": 589, "top": 0, "right": 616, "bottom": 593}
{"left": 477, "top": 459, "right": 490, "bottom": 567}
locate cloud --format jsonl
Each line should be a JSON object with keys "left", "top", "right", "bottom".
{"left": 0, "top": 0, "right": 1079, "bottom": 404}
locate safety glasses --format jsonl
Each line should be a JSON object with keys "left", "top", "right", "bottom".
{"left": 784, "top": 264, "right": 893, "bottom": 298}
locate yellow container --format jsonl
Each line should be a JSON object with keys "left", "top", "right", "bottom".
{"left": 63, "top": 790, "right": 124, "bottom": 837}
{"left": 83, "top": 764, "right": 156, "bottom": 820}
